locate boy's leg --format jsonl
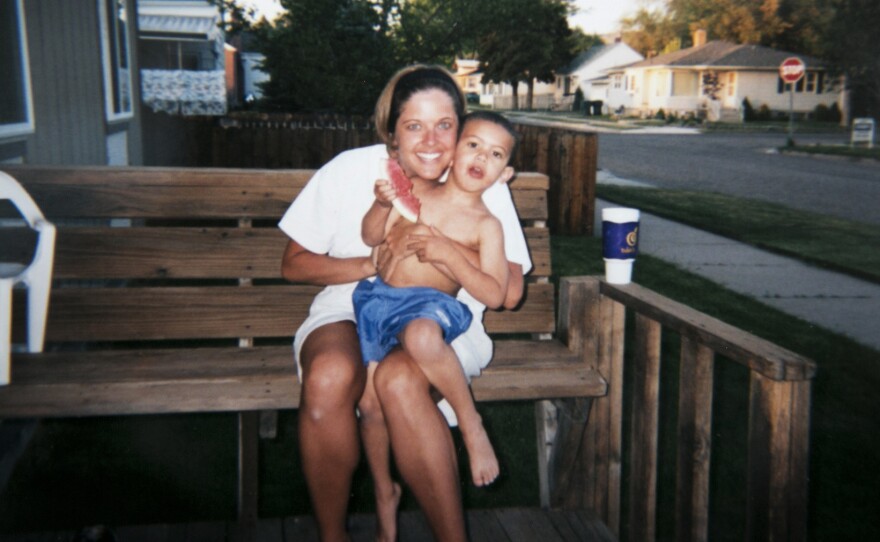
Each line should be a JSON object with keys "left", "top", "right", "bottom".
{"left": 298, "top": 322, "right": 367, "bottom": 542}
{"left": 399, "top": 319, "right": 500, "bottom": 486}
{"left": 374, "top": 350, "right": 468, "bottom": 542}
{"left": 358, "top": 362, "right": 402, "bottom": 542}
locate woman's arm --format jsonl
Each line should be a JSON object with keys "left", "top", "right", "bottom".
{"left": 281, "top": 239, "right": 375, "bottom": 285}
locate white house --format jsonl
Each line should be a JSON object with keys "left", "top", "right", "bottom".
{"left": 554, "top": 41, "right": 644, "bottom": 109}
{"left": 604, "top": 31, "right": 841, "bottom": 122}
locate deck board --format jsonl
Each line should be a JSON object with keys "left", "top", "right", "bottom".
{"left": 0, "top": 508, "right": 616, "bottom": 542}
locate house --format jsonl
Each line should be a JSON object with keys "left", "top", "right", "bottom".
{"left": 554, "top": 41, "right": 644, "bottom": 112}
{"left": 138, "top": 0, "right": 227, "bottom": 116}
{"left": 604, "top": 31, "right": 842, "bottom": 122}
{"left": 1, "top": 0, "right": 143, "bottom": 166}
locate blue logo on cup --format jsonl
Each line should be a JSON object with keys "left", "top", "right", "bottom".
{"left": 603, "top": 221, "right": 639, "bottom": 259}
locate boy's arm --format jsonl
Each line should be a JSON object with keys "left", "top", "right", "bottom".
{"left": 411, "top": 232, "right": 523, "bottom": 309}
{"left": 362, "top": 179, "right": 397, "bottom": 247}
{"left": 411, "top": 219, "right": 509, "bottom": 309}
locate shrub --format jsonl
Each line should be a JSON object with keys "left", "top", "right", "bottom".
{"left": 742, "top": 97, "right": 756, "bottom": 122}
{"left": 757, "top": 104, "right": 772, "bottom": 121}
{"left": 655, "top": 108, "right": 666, "bottom": 120}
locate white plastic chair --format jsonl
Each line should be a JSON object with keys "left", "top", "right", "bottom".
{"left": 1, "top": 171, "right": 56, "bottom": 385}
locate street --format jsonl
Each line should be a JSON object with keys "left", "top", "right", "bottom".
{"left": 595, "top": 131, "right": 880, "bottom": 225}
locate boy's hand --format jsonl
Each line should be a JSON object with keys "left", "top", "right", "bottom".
{"left": 407, "top": 225, "right": 456, "bottom": 265}
{"left": 373, "top": 179, "right": 396, "bottom": 207}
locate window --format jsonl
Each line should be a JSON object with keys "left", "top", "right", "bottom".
{"left": 98, "top": 0, "right": 133, "bottom": 121}
{"left": 0, "top": 0, "right": 34, "bottom": 138}
{"left": 727, "top": 72, "right": 735, "bottom": 96}
{"left": 805, "top": 72, "right": 816, "bottom": 93}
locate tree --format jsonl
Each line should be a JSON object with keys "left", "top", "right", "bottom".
{"left": 391, "top": 0, "right": 479, "bottom": 66}
{"left": 823, "top": 0, "right": 880, "bottom": 118}
{"left": 621, "top": 0, "right": 832, "bottom": 57}
{"left": 476, "top": 0, "right": 574, "bottom": 110}
{"left": 253, "top": 0, "right": 397, "bottom": 113}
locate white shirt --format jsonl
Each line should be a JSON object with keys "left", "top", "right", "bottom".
{"left": 279, "top": 144, "right": 532, "bottom": 379}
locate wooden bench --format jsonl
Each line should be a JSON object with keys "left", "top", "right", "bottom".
{"left": 0, "top": 165, "right": 816, "bottom": 540}
{"left": 0, "top": 165, "right": 607, "bottom": 522}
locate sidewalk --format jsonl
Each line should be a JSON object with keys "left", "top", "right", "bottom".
{"left": 595, "top": 174, "right": 880, "bottom": 352}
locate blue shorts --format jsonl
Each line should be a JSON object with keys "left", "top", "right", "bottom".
{"left": 352, "top": 277, "right": 473, "bottom": 364}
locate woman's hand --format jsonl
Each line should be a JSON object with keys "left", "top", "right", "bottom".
{"left": 374, "top": 221, "right": 420, "bottom": 278}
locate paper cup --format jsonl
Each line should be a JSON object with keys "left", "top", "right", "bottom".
{"left": 602, "top": 207, "right": 640, "bottom": 284}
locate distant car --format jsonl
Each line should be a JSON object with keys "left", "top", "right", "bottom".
{"left": 466, "top": 92, "right": 479, "bottom": 104}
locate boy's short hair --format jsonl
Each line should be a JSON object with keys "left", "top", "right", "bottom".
{"left": 460, "top": 111, "right": 519, "bottom": 163}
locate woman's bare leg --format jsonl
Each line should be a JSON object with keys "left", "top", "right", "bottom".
{"left": 374, "top": 350, "right": 467, "bottom": 542}
{"left": 298, "top": 322, "right": 367, "bottom": 542}
{"left": 400, "top": 319, "right": 499, "bottom": 486}
{"left": 358, "top": 363, "right": 402, "bottom": 542}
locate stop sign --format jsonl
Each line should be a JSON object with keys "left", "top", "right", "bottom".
{"left": 779, "top": 57, "right": 806, "bottom": 83}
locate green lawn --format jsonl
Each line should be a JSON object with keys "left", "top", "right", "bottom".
{"left": 597, "top": 185, "right": 880, "bottom": 284}
{"left": 1, "top": 237, "right": 877, "bottom": 540}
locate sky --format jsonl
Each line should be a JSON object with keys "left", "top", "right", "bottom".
{"left": 243, "top": 0, "right": 643, "bottom": 36}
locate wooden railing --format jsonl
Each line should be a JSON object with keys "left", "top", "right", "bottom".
{"left": 557, "top": 277, "right": 815, "bottom": 542}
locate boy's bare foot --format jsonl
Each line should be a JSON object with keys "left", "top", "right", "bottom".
{"left": 460, "top": 416, "right": 499, "bottom": 486}
{"left": 375, "top": 481, "right": 402, "bottom": 542}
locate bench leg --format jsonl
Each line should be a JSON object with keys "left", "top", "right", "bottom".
{"left": 237, "top": 411, "right": 260, "bottom": 525}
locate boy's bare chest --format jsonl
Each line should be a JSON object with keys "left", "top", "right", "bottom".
{"left": 417, "top": 193, "right": 483, "bottom": 248}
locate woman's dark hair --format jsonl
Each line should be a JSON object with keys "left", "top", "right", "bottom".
{"left": 374, "top": 65, "right": 466, "bottom": 146}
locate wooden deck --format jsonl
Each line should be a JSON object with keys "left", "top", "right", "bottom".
{"left": 0, "top": 508, "right": 616, "bottom": 541}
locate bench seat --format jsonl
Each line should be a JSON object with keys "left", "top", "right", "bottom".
{"left": 3, "top": 339, "right": 604, "bottom": 418}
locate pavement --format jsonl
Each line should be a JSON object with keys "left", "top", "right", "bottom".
{"left": 596, "top": 170, "right": 880, "bottom": 351}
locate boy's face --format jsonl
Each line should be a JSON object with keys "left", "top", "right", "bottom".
{"left": 451, "top": 119, "right": 515, "bottom": 192}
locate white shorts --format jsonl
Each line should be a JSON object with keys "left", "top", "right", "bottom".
{"left": 293, "top": 282, "right": 493, "bottom": 425}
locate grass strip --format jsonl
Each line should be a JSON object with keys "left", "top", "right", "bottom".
{"left": 597, "top": 185, "right": 880, "bottom": 283}
{"left": 783, "top": 144, "right": 880, "bottom": 161}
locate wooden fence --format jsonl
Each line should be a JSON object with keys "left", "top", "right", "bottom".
{"left": 142, "top": 111, "right": 597, "bottom": 234}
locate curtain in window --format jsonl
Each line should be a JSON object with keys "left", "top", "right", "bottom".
{"left": 140, "top": 69, "right": 227, "bottom": 116}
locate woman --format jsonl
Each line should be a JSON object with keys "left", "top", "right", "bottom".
{"left": 279, "top": 65, "right": 531, "bottom": 542}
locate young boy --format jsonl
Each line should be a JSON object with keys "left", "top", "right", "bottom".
{"left": 355, "top": 111, "right": 518, "bottom": 488}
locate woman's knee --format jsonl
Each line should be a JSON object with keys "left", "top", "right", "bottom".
{"left": 374, "top": 352, "right": 427, "bottom": 405}
{"left": 300, "top": 331, "right": 365, "bottom": 416}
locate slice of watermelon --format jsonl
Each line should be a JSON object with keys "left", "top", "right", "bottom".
{"left": 384, "top": 158, "right": 421, "bottom": 223}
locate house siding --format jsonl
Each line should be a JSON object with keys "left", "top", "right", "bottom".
{"left": 1, "top": 0, "right": 142, "bottom": 165}
{"left": 736, "top": 71, "right": 837, "bottom": 113}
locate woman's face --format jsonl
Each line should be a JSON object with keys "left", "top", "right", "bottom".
{"left": 391, "top": 88, "right": 458, "bottom": 182}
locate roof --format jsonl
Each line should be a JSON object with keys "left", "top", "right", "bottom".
{"left": 628, "top": 40, "right": 825, "bottom": 70}
{"left": 139, "top": 0, "right": 222, "bottom": 41}
{"left": 558, "top": 45, "right": 613, "bottom": 75}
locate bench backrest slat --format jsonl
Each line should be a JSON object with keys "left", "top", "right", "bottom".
{"left": 3, "top": 166, "right": 554, "bottom": 346}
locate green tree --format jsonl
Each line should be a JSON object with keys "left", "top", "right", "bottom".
{"left": 823, "top": 0, "right": 880, "bottom": 118}
{"left": 476, "top": 0, "right": 574, "bottom": 110}
{"left": 391, "top": 0, "right": 478, "bottom": 65}
{"left": 253, "top": 0, "right": 396, "bottom": 113}
{"left": 621, "top": 0, "right": 831, "bottom": 56}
